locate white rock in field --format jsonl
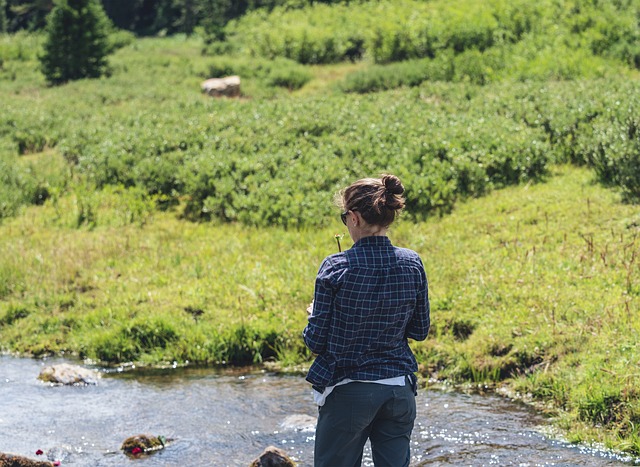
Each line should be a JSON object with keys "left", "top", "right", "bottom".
{"left": 201, "top": 75, "right": 241, "bottom": 97}
{"left": 38, "top": 363, "right": 100, "bottom": 386}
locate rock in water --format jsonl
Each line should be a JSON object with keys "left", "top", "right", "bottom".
{"left": 249, "top": 446, "right": 296, "bottom": 467}
{"left": 0, "top": 452, "right": 54, "bottom": 466}
{"left": 38, "top": 363, "right": 100, "bottom": 386}
{"left": 280, "top": 414, "right": 316, "bottom": 432}
{"left": 121, "top": 434, "right": 167, "bottom": 455}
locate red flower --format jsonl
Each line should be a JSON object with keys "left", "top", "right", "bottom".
{"left": 131, "top": 447, "right": 142, "bottom": 455}
{"left": 35, "top": 449, "right": 44, "bottom": 456}
{"left": 53, "top": 462, "right": 61, "bottom": 466}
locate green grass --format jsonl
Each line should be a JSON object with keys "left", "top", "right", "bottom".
{"left": 0, "top": 195, "right": 328, "bottom": 364}
{"left": 400, "top": 165, "right": 640, "bottom": 455}
{"left": 1, "top": 11, "right": 640, "bottom": 457}
{"left": 1, "top": 164, "right": 640, "bottom": 454}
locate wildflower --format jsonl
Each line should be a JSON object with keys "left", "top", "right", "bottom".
{"left": 131, "top": 447, "right": 142, "bottom": 455}
{"left": 35, "top": 449, "right": 44, "bottom": 455}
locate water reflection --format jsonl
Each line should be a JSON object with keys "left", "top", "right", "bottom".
{"left": 0, "top": 356, "right": 636, "bottom": 466}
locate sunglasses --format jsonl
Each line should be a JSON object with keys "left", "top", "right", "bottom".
{"left": 340, "top": 209, "right": 357, "bottom": 225}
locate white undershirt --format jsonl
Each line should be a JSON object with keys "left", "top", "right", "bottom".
{"left": 313, "top": 375, "right": 406, "bottom": 406}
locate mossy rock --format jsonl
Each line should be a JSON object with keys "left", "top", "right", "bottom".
{"left": 249, "top": 446, "right": 296, "bottom": 467}
{"left": 121, "top": 434, "right": 168, "bottom": 455}
{"left": 0, "top": 452, "right": 54, "bottom": 467}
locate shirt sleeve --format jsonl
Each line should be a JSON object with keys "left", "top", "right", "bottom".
{"left": 405, "top": 260, "right": 430, "bottom": 341}
{"left": 303, "top": 257, "right": 336, "bottom": 354}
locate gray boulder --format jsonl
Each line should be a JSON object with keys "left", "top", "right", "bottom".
{"left": 280, "top": 414, "right": 316, "bottom": 432}
{"left": 38, "top": 363, "right": 100, "bottom": 386}
{"left": 201, "top": 75, "right": 241, "bottom": 97}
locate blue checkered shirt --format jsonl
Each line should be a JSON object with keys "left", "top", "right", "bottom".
{"left": 303, "top": 235, "right": 430, "bottom": 392}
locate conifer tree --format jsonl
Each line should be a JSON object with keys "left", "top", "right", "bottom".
{"left": 0, "top": 0, "right": 7, "bottom": 33}
{"left": 201, "top": 0, "right": 230, "bottom": 42}
{"left": 39, "top": 0, "right": 112, "bottom": 84}
{"left": 8, "top": 0, "right": 55, "bottom": 32}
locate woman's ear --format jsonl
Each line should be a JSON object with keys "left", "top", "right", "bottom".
{"left": 352, "top": 210, "right": 363, "bottom": 226}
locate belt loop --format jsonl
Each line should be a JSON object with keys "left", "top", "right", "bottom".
{"left": 407, "top": 374, "right": 418, "bottom": 395}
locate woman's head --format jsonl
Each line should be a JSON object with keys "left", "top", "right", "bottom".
{"left": 339, "top": 174, "right": 405, "bottom": 228}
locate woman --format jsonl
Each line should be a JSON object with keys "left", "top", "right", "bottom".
{"left": 303, "top": 174, "right": 430, "bottom": 467}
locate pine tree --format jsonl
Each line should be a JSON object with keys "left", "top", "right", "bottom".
{"left": 201, "top": 0, "right": 231, "bottom": 43}
{"left": 8, "top": 0, "right": 54, "bottom": 31}
{"left": 0, "top": 0, "right": 7, "bottom": 33}
{"left": 39, "top": 0, "right": 112, "bottom": 84}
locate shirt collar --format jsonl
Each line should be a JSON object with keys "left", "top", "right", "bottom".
{"left": 353, "top": 235, "right": 392, "bottom": 248}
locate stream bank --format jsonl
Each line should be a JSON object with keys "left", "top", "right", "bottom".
{"left": 1, "top": 356, "right": 636, "bottom": 466}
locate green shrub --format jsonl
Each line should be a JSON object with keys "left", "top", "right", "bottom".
{"left": 0, "top": 153, "right": 58, "bottom": 220}
{"left": 108, "top": 29, "right": 136, "bottom": 52}
{"left": 585, "top": 116, "right": 640, "bottom": 202}
{"left": 201, "top": 39, "right": 237, "bottom": 56}
{"left": 266, "top": 65, "right": 312, "bottom": 90}
{"left": 223, "top": 0, "right": 640, "bottom": 88}
{"left": 127, "top": 319, "right": 179, "bottom": 351}
{"left": 0, "top": 304, "right": 31, "bottom": 325}
{"left": 217, "top": 325, "right": 279, "bottom": 365}
{"left": 0, "top": 31, "right": 42, "bottom": 62}
{"left": 452, "top": 48, "right": 505, "bottom": 85}
{"left": 0, "top": 158, "right": 26, "bottom": 219}
{"left": 206, "top": 55, "right": 311, "bottom": 90}
{"left": 93, "top": 328, "right": 140, "bottom": 362}
{"left": 340, "top": 56, "right": 453, "bottom": 93}
{"left": 37, "top": 80, "right": 557, "bottom": 227}
{"left": 3, "top": 33, "right": 640, "bottom": 228}
{"left": 91, "top": 317, "right": 179, "bottom": 363}
{"left": 340, "top": 47, "right": 509, "bottom": 92}
{"left": 13, "top": 128, "right": 52, "bottom": 154}
{"left": 508, "top": 40, "right": 613, "bottom": 81}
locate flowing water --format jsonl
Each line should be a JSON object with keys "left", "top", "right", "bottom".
{"left": 0, "top": 355, "right": 637, "bottom": 466}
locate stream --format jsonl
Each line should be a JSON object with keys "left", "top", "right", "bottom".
{"left": 0, "top": 355, "right": 637, "bottom": 466}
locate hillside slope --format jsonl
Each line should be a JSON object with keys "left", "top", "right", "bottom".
{"left": 1, "top": 165, "right": 639, "bottom": 454}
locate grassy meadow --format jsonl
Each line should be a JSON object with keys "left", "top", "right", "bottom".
{"left": 2, "top": 0, "right": 640, "bottom": 457}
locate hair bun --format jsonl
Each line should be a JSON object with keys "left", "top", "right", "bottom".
{"left": 382, "top": 174, "right": 404, "bottom": 195}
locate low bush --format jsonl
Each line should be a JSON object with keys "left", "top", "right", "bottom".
{"left": 266, "top": 65, "right": 312, "bottom": 90}
{"left": 339, "top": 56, "right": 453, "bottom": 93}
{"left": 1, "top": 35, "right": 640, "bottom": 229}
{"left": 340, "top": 47, "right": 510, "bottom": 92}
{"left": 206, "top": 55, "right": 312, "bottom": 90}
{"left": 0, "top": 31, "right": 42, "bottom": 61}
{"left": 584, "top": 116, "right": 640, "bottom": 202}
{"left": 108, "top": 29, "right": 136, "bottom": 52}
{"left": 225, "top": 0, "right": 640, "bottom": 70}
{"left": 0, "top": 304, "right": 32, "bottom": 326}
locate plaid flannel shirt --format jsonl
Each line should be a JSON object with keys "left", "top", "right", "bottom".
{"left": 303, "top": 235, "right": 430, "bottom": 392}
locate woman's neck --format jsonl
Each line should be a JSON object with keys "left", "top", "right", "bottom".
{"left": 350, "top": 224, "right": 387, "bottom": 243}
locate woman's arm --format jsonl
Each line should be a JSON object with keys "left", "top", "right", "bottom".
{"left": 303, "top": 258, "right": 336, "bottom": 354}
{"left": 406, "top": 265, "right": 430, "bottom": 341}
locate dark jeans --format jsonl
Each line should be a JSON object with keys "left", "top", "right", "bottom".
{"left": 314, "top": 378, "right": 416, "bottom": 467}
